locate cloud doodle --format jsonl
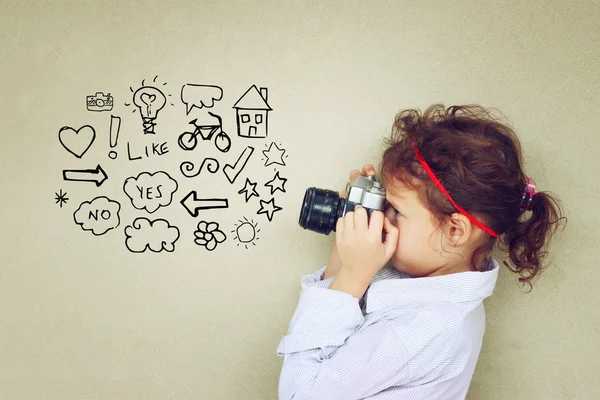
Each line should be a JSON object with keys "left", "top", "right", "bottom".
{"left": 73, "top": 196, "right": 121, "bottom": 236}
{"left": 123, "top": 171, "right": 178, "bottom": 213}
{"left": 124, "top": 217, "right": 180, "bottom": 253}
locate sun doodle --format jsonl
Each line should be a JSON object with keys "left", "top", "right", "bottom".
{"left": 232, "top": 217, "right": 260, "bottom": 249}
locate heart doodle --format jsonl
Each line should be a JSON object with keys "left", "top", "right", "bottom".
{"left": 59, "top": 125, "right": 96, "bottom": 159}
{"left": 140, "top": 93, "right": 156, "bottom": 105}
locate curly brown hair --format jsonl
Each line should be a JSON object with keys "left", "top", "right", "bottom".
{"left": 379, "top": 104, "right": 567, "bottom": 290}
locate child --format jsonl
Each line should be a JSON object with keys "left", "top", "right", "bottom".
{"left": 276, "top": 104, "right": 566, "bottom": 399}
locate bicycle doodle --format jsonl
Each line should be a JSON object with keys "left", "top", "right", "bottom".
{"left": 178, "top": 112, "right": 231, "bottom": 153}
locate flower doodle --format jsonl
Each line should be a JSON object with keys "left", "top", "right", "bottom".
{"left": 194, "top": 221, "right": 226, "bottom": 251}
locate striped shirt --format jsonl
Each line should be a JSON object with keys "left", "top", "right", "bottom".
{"left": 277, "top": 256, "right": 500, "bottom": 399}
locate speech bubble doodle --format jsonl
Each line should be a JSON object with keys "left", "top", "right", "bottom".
{"left": 73, "top": 196, "right": 121, "bottom": 236}
{"left": 181, "top": 84, "right": 223, "bottom": 115}
{"left": 124, "top": 217, "right": 180, "bottom": 253}
{"left": 123, "top": 171, "right": 178, "bottom": 213}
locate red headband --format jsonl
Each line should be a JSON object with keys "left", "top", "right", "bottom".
{"left": 411, "top": 139, "right": 500, "bottom": 237}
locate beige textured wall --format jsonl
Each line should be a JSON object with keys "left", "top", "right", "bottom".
{"left": 1, "top": 1, "right": 598, "bottom": 399}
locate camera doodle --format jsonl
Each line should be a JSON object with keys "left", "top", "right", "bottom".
{"left": 73, "top": 196, "right": 121, "bottom": 236}
{"left": 123, "top": 171, "right": 178, "bottom": 213}
{"left": 86, "top": 92, "right": 114, "bottom": 112}
{"left": 125, "top": 217, "right": 180, "bottom": 253}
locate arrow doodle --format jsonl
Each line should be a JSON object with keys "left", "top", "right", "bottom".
{"left": 181, "top": 191, "right": 229, "bottom": 217}
{"left": 62, "top": 165, "right": 108, "bottom": 187}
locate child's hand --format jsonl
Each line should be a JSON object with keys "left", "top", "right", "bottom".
{"left": 324, "top": 164, "right": 378, "bottom": 280}
{"left": 335, "top": 205, "right": 399, "bottom": 284}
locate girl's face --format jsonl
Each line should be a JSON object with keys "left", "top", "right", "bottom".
{"left": 383, "top": 180, "right": 453, "bottom": 277}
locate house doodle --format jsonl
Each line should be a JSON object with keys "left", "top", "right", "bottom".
{"left": 233, "top": 85, "right": 272, "bottom": 138}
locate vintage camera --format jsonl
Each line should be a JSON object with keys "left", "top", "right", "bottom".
{"left": 299, "top": 175, "right": 387, "bottom": 235}
{"left": 86, "top": 92, "right": 114, "bottom": 111}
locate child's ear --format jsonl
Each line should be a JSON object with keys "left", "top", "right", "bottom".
{"left": 446, "top": 212, "right": 472, "bottom": 247}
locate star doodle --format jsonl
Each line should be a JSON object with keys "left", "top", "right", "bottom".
{"left": 264, "top": 171, "right": 287, "bottom": 195}
{"left": 256, "top": 197, "right": 282, "bottom": 222}
{"left": 238, "top": 178, "right": 259, "bottom": 202}
{"left": 54, "top": 189, "right": 69, "bottom": 208}
{"left": 261, "top": 142, "right": 287, "bottom": 167}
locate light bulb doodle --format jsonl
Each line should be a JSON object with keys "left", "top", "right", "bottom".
{"left": 125, "top": 75, "right": 174, "bottom": 134}
{"left": 232, "top": 216, "right": 260, "bottom": 249}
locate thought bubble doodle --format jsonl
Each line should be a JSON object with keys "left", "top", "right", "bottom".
{"left": 123, "top": 171, "right": 178, "bottom": 213}
{"left": 181, "top": 84, "right": 223, "bottom": 115}
{"left": 73, "top": 196, "right": 121, "bottom": 236}
{"left": 124, "top": 217, "right": 180, "bottom": 253}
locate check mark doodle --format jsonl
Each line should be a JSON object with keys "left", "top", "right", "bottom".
{"left": 223, "top": 146, "right": 254, "bottom": 184}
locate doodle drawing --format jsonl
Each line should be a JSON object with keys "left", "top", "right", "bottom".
{"left": 62, "top": 165, "right": 108, "bottom": 187}
{"left": 125, "top": 217, "right": 180, "bottom": 253}
{"left": 194, "top": 221, "right": 227, "bottom": 251}
{"left": 233, "top": 85, "right": 272, "bottom": 138}
{"left": 123, "top": 171, "right": 178, "bottom": 214}
{"left": 232, "top": 216, "right": 260, "bottom": 249}
{"left": 108, "top": 115, "right": 121, "bottom": 159}
{"left": 74, "top": 196, "right": 121, "bottom": 236}
{"left": 238, "top": 178, "right": 259, "bottom": 202}
{"left": 223, "top": 146, "right": 254, "bottom": 184}
{"left": 54, "top": 189, "right": 69, "bottom": 208}
{"left": 261, "top": 142, "right": 287, "bottom": 168}
{"left": 180, "top": 158, "right": 220, "bottom": 178}
{"left": 126, "top": 76, "right": 174, "bottom": 134}
{"left": 181, "top": 84, "right": 223, "bottom": 114}
{"left": 180, "top": 191, "right": 229, "bottom": 217}
{"left": 178, "top": 112, "right": 231, "bottom": 153}
{"left": 86, "top": 92, "right": 113, "bottom": 112}
{"left": 59, "top": 125, "right": 96, "bottom": 159}
{"left": 256, "top": 197, "right": 282, "bottom": 222}
{"left": 126, "top": 141, "right": 169, "bottom": 161}
{"left": 264, "top": 171, "right": 287, "bottom": 195}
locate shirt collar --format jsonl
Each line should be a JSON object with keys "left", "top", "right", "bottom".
{"left": 364, "top": 256, "right": 500, "bottom": 314}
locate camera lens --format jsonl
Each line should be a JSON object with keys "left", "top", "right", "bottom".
{"left": 299, "top": 187, "right": 346, "bottom": 235}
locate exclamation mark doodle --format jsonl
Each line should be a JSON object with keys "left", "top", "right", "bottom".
{"left": 109, "top": 115, "right": 121, "bottom": 159}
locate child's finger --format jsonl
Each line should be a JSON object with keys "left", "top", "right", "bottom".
{"left": 382, "top": 216, "right": 399, "bottom": 258}
{"left": 343, "top": 211, "right": 355, "bottom": 233}
{"left": 361, "top": 164, "right": 376, "bottom": 176}
{"left": 336, "top": 215, "right": 344, "bottom": 234}
{"left": 349, "top": 169, "right": 362, "bottom": 181}
{"left": 367, "top": 210, "right": 384, "bottom": 236}
{"left": 353, "top": 206, "right": 368, "bottom": 233}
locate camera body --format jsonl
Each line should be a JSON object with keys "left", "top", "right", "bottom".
{"left": 343, "top": 175, "right": 386, "bottom": 215}
{"left": 299, "top": 175, "right": 387, "bottom": 235}
{"left": 86, "top": 92, "right": 114, "bottom": 111}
